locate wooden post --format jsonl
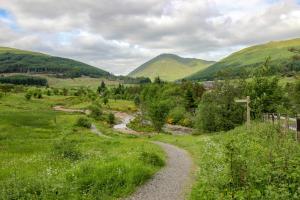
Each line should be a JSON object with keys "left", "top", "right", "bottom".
{"left": 277, "top": 113, "right": 281, "bottom": 127}
{"left": 285, "top": 114, "right": 289, "bottom": 133}
{"left": 246, "top": 96, "right": 251, "bottom": 128}
{"left": 235, "top": 96, "right": 251, "bottom": 128}
{"left": 272, "top": 113, "right": 275, "bottom": 125}
{"left": 297, "top": 117, "right": 300, "bottom": 142}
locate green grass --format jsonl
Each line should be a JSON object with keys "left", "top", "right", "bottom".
{"left": 0, "top": 93, "right": 164, "bottom": 199}
{"left": 188, "top": 38, "right": 300, "bottom": 80}
{"left": 153, "top": 123, "right": 300, "bottom": 199}
{"left": 129, "top": 54, "right": 215, "bottom": 81}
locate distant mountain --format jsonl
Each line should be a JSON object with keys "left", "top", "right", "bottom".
{"left": 128, "top": 54, "right": 215, "bottom": 81}
{"left": 187, "top": 38, "right": 300, "bottom": 80}
{"left": 0, "top": 47, "right": 110, "bottom": 78}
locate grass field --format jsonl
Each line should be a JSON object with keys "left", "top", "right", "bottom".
{"left": 0, "top": 93, "right": 164, "bottom": 199}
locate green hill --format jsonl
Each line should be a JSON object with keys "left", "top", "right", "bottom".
{"left": 0, "top": 47, "right": 110, "bottom": 78}
{"left": 187, "top": 38, "right": 300, "bottom": 80}
{"left": 128, "top": 54, "right": 215, "bottom": 81}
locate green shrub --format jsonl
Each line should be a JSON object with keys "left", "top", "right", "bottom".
{"left": 76, "top": 117, "right": 91, "bottom": 128}
{"left": 53, "top": 139, "right": 82, "bottom": 161}
{"left": 107, "top": 113, "right": 115, "bottom": 125}
{"left": 89, "top": 105, "right": 103, "bottom": 119}
{"left": 139, "top": 152, "right": 165, "bottom": 167}
{"left": 25, "top": 92, "right": 32, "bottom": 100}
{"left": 168, "top": 106, "right": 186, "bottom": 124}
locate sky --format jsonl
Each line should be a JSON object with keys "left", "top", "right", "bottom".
{"left": 0, "top": 0, "right": 300, "bottom": 75}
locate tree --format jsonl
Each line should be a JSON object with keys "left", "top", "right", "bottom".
{"left": 245, "top": 77, "right": 287, "bottom": 118}
{"left": 154, "top": 76, "right": 162, "bottom": 84}
{"left": 147, "top": 100, "right": 170, "bottom": 132}
{"left": 195, "top": 81, "right": 244, "bottom": 132}
{"left": 103, "top": 97, "right": 109, "bottom": 105}
{"left": 184, "top": 88, "right": 196, "bottom": 111}
{"left": 97, "top": 80, "right": 106, "bottom": 95}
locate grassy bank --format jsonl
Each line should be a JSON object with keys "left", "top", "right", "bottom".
{"left": 153, "top": 123, "right": 300, "bottom": 200}
{"left": 0, "top": 93, "right": 164, "bottom": 199}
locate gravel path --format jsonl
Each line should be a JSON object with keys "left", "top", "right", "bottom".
{"left": 126, "top": 141, "right": 193, "bottom": 200}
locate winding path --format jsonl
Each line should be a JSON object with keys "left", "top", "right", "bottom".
{"left": 126, "top": 141, "right": 193, "bottom": 200}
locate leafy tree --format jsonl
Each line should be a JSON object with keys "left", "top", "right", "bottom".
{"left": 147, "top": 100, "right": 170, "bottom": 132}
{"left": 97, "top": 80, "right": 107, "bottom": 95}
{"left": 184, "top": 88, "right": 196, "bottom": 111}
{"left": 103, "top": 97, "right": 109, "bottom": 105}
{"left": 195, "top": 81, "right": 244, "bottom": 132}
{"left": 245, "top": 77, "right": 287, "bottom": 118}
{"left": 154, "top": 76, "right": 162, "bottom": 84}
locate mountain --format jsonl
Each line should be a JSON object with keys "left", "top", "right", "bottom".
{"left": 0, "top": 47, "right": 110, "bottom": 78}
{"left": 187, "top": 38, "right": 300, "bottom": 80}
{"left": 128, "top": 54, "right": 215, "bottom": 81}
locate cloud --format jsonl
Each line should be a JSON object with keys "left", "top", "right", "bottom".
{"left": 0, "top": 0, "right": 300, "bottom": 75}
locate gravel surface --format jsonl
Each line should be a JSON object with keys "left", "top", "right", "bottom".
{"left": 126, "top": 141, "right": 193, "bottom": 200}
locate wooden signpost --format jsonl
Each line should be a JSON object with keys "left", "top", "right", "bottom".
{"left": 235, "top": 96, "right": 251, "bottom": 128}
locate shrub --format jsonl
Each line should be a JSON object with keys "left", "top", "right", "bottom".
{"left": 107, "top": 113, "right": 115, "bottom": 125}
{"left": 139, "top": 152, "right": 165, "bottom": 167}
{"left": 147, "top": 100, "right": 170, "bottom": 132}
{"left": 89, "top": 105, "right": 103, "bottom": 119}
{"left": 25, "top": 92, "right": 32, "bottom": 100}
{"left": 53, "top": 139, "right": 82, "bottom": 161}
{"left": 76, "top": 117, "right": 91, "bottom": 128}
{"left": 168, "top": 106, "right": 186, "bottom": 124}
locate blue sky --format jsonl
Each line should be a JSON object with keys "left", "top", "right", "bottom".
{"left": 0, "top": 0, "right": 300, "bottom": 75}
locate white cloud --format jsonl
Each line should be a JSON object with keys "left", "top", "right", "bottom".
{"left": 0, "top": 0, "right": 299, "bottom": 75}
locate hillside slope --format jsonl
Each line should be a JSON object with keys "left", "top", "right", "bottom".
{"left": 187, "top": 38, "right": 300, "bottom": 80}
{"left": 129, "top": 54, "right": 215, "bottom": 81}
{"left": 0, "top": 47, "right": 110, "bottom": 78}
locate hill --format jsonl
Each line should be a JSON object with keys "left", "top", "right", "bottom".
{"left": 128, "top": 54, "right": 215, "bottom": 81}
{"left": 0, "top": 47, "right": 110, "bottom": 78}
{"left": 187, "top": 38, "right": 300, "bottom": 80}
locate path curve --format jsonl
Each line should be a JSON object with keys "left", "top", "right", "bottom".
{"left": 126, "top": 141, "right": 193, "bottom": 200}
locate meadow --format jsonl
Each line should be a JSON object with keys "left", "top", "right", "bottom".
{"left": 0, "top": 92, "right": 165, "bottom": 199}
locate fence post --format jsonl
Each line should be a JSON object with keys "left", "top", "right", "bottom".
{"left": 272, "top": 113, "right": 275, "bottom": 125}
{"left": 285, "top": 114, "right": 289, "bottom": 133}
{"left": 297, "top": 117, "right": 300, "bottom": 142}
{"left": 277, "top": 113, "right": 281, "bottom": 127}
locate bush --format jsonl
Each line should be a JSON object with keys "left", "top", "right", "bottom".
{"left": 89, "top": 105, "right": 103, "bottom": 119}
{"left": 139, "top": 152, "right": 165, "bottom": 167}
{"left": 76, "top": 117, "right": 91, "bottom": 128}
{"left": 168, "top": 106, "right": 186, "bottom": 124}
{"left": 25, "top": 92, "right": 32, "bottom": 100}
{"left": 147, "top": 100, "right": 170, "bottom": 132}
{"left": 107, "top": 113, "right": 115, "bottom": 125}
{"left": 53, "top": 139, "right": 82, "bottom": 161}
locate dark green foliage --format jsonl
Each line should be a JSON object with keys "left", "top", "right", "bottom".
{"left": 0, "top": 51, "right": 110, "bottom": 78}
{"left": 107, "top": 113, "right": 115, "bottom": 125}
{"left": 245, "top": 77, "right": 287, "bottom": 118}
{"left": 195, "top": 81, "right": 244, "bottom": 132}
{"left": 103, "top": 96, "right": 109, "bottom": 105}
{"left": 25, "top": 92, "right": 32, "bottom": 100}
{"left": 290, "top": 79, "right": 300, "bottom": 112}
{"left": 89, "top": 105, "right": 103, "bottom": 119}
{"left": 147, "top": 100, "right": 170, "bottom": 132}
{"left": 97, "top": 80, "right": 107, "bottom": 94}
{"left": 76, "top": 117, "right": 91, "bottom": 128}
{"left": 139, "top": 152, "right": 165, "bottom": 167}
{"left": 134, "top": 95, "right": 141, "bottom": 106}
{"left": 0, "top": 75, "right": 47, "bottom": 86}
{"left": 53, "top": 139, "right": 82, "bottom": 161}
{"left": 168, "top": 106, "right": 186, "bottom": 124}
